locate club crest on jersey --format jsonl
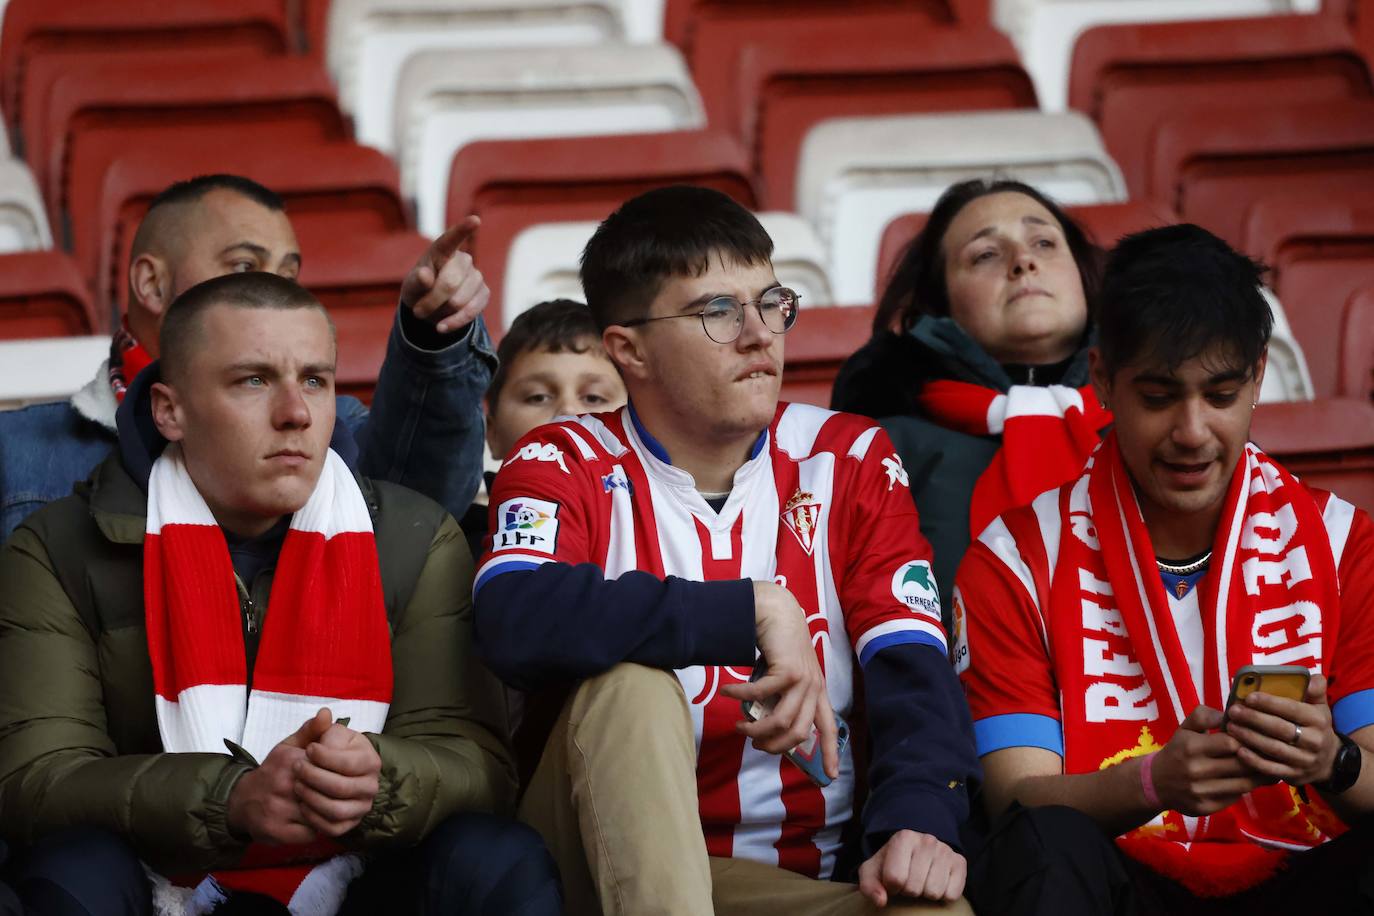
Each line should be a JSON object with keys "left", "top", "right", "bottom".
{"left": 781, "top": 489, "right": 822, "bottom": 555}
{"left": 892, "top": 560, "right": 940, "bottom": 619}
{"left": 505, "top": 441, "right": 570, "bottom": 474}
{"left": 493, "top": 497, "right": 560, "bottom": 553}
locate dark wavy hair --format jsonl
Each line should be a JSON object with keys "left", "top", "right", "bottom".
{"left": 872, "top": 178, "right": 1103, "bottom": 335}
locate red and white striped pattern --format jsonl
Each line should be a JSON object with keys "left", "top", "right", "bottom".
{"left": 144, "top": 444, "right": 392, "bottom": 913}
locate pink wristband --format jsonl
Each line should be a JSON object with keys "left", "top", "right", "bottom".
{"left": 1140, "top": 753, "right": 1161, "bottom": 809}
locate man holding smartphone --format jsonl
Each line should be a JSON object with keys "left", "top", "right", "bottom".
{"left": 473, "top": 186, "right": 978, "bottom": 915}
{"left": 954, "top": 225, "right": 1374, "bottom": 913}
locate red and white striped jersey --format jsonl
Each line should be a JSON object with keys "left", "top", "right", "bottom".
{"left": 478, "top": 402, "right": 946, "bottom": 878}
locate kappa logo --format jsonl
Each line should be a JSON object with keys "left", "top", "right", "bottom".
{"left": 601, "top": 470, "right": 633, "bottom": 494}
{"left": 892, "top": 560, "right": 940, "bottom": 619}
{"left": 882, "top": 454, "right": 909, "bottom": 491}
{"left": 781, "top": 488, "right": 823, "bottom": 555}
{"left": 492, "top": 497, "right": 561, "bottom": 553}
{"left": 505, "top": 441, "right": 570, "bottom": 474}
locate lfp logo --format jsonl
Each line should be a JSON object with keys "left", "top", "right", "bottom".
{"left": 504, "top": 502, "right": 551, "bottom": 531}
{"left": 493, "top": 497, "right": 561, "bottom": 553}
{"left": 891, "top": 560, "right": 940, "bottom": 620}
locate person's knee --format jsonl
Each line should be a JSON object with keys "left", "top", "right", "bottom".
{"left": 14, "top": 827, "right": 150, "bottom": 916}
{"left": 570, "top": 662, "right": 689, "bottom": 729}
{"left": 422, "top": 813, "right": 562, "bottom": 916}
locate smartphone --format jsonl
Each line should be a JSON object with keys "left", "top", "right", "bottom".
{"left": 740, "top": 664, "right": 850, "bottom": 788}
{"left": 1224, "top": 664, "right": 1310, "bottom": 714}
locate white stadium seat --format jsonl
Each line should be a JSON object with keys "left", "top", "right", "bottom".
{"left": 0, "top": 335, "right": 109, "bottom": 408}
{"left": 795, "top": 110, "right": 1127, "bottom": 305}
{"left": 327, "top": 0, "right": 629, "bottom": 152}
{"left": 501, "top": 213, "right": 835, "bottom": 329}
{"left": 992, "top": 0, "right": 1322, "bottom": 112}
{"left": 1259, "top": 287, "right": 1317, "bottom": 403}
{"left": 393, "top": 42, "right": 705, "bottom": 235}
{"left": 0, "top": 158, "right": 53, "bottom": 252}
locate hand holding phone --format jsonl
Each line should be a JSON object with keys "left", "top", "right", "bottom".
{"left": 738, "top": 662, "right": 850, "bottom": 787}
{"left": 1223, "top": 665, "right": 1310, "bottom": 726}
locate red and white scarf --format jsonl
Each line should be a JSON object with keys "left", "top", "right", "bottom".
{"left": 1051, "top": 433, "right": 1345, "bottom": 896}
{"left": 144, "top": 444, "right": 393, "bottom": 914}
{"left": 917, "top": 379, "right": 1111, "bottom": 538}
{"left": 109, "top": 320, "right": 154, "bottom": 404}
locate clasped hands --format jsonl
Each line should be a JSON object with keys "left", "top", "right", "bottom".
{"left": 226, "top": 708, "right": 382, "bottom": 845}
{"left": 1150, "top": 674, "right": 1340, "bottom": 816}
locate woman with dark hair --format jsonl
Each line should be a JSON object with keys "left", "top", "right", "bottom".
{"left": 832, "top": 179, "right": 1112, "bottom": 616}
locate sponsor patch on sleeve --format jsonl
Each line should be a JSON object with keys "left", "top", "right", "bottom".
{"left": 892, "top": 560, "right": 940, "bottom": 621}
{"left": 951, "top": 586, "right": 970, "bottom": 674}
{"left": 492, "top": 497, "right": 561, "bottom": 554}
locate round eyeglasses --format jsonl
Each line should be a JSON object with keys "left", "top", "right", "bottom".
{"left": 621, "top": 286, "right": 800, "bottom": 344}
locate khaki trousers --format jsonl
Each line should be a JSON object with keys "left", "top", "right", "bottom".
{"left": 518, "top": 664, "right": 972, "bottom": 916}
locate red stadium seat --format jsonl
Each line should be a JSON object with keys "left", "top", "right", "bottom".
{"left": 0, "top": 250, "right": 98, "bottom": 338}
{"left": 690, "top": 23, "right": 1035, "bottom": 209}
{"left": 94, "top": 139, "right": 408, "bottom": 318}
{"left": 298, "top": 231, "right": 432, "bottom": 403}
{"left": 1242, "top": 191, "right": 1374, "bottom": 397}
{"left": 444, "top": 129, "right": 758, "bottom": 331}
{"left": 1252, "top": 397, "right": 1374, "bottom": 516}
{"left": 1338, "top": 286, "right": 1374, "bottom": 401}
{"left": 38, "top": 57, "right": 346, "bottom": 282}
{"left": 1147, "top": 99, "right": 1374, "bottom": 249}
{"left": 0, "top": 0, "right": 291, "bottom": 144}
{"left": 781, "top": 304, "right": 877, "bottom": 408}
{"left": 874, "top": 200, "right": 1175, "bottom": 304}
{"left": 663, "top": 0, "right": 986, "bottom": 53}
{"left": 1069, "top": 14, "right": 1372, "bottom": 197}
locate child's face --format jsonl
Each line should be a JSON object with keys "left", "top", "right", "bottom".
{"left": 487, "top": 344, "right": 627, "bottom": 459}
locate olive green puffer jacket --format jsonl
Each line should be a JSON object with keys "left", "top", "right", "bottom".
{"left": 0, "top": 452, "right": 517, "bottom": 873}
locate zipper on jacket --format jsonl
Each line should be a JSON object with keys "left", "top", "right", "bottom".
{"left": 233, "top": 572, "right": 260, "bottom": 635}
{"left": 1026, "top": 365, "right": 1036, "bottom": 386}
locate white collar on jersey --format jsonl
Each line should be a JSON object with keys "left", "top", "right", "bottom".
{"left": 625, "top": 401, "right": 771, "bottom": 518}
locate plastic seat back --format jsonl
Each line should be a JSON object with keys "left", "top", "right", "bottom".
{"left": 394, "top": 43, "right": 705, "bottom": 236}
{"left": 796, "top": 109, "right": 1126, "bottom": 304}
{"left": 1150, "top": 99, "right": 1374, "bottom": 249}
{"left": 444, "top": 129, "right": 757, "bottom": 328}
{"left": 1069, "top": 13, "right": 1372, "bottom": 196}
{"left": 780, "top": 304, "right": 878, "bottom": 408}
{"left": 0, "top": 250, "right": 97, "bottom": 338}
{"left": 690, "top": 21, "right": 1035, "bottom": 209}
{"left": 1, "top": 0, "right": 290, "bottom": 145}
{"left": 1252, "top": 396, "right": 1374, "bottom": 517}
{"left": 0, "top": 157, "right": 51, "bottom": 252}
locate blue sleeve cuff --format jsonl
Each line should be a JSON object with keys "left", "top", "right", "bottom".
{"left": 859, "top": 630, "right": 946, "bottom": 667}
{"left": 1333, "top": 689, "right": 1374, "bottom": 735}
{"left": 973, "top": 713, "right": 1063, "bottom": 757}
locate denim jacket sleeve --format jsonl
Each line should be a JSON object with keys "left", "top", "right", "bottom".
{"left": 343, "top": 305, "right": 497, "bottom": 520}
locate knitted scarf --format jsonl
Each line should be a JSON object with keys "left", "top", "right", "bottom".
{"left": 144, "top": 444, "right": 393, "bottom": 914}
{"left": 1051, "top": 433, "right": 1345, "bottom": 896}
{"left": 109, "top": 320, "right": 154, "bottom": 403}
{"left": 917, "top": 379, "right": 1111, "bottom": 537}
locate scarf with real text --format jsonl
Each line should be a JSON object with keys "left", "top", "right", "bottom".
{"left": 144, "top": 443, "right": 393, "bottom": 914}
{"left": 917, "top": 379, "right": 1111, "bottom": 538}
{"left": 1050, "top": 433, "right": 1345, "bottom": 896}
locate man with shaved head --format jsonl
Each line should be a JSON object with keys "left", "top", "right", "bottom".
{"left": 0, "top": 173, "right": 494, "bottom": 540}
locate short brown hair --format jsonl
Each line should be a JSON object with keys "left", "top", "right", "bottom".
{"left": 488, "top": 299, "right": 605, "bottom": 408}
{"left": 159, "top": 272, "right": 331, "bottom": 383}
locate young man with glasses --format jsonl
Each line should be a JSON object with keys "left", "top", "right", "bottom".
{"left": 473, "top": 186, "right": 977, "bottom": 915}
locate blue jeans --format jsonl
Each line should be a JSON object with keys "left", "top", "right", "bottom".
{"left": 11, "top": 814, "right": 560, "bottom": 916}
